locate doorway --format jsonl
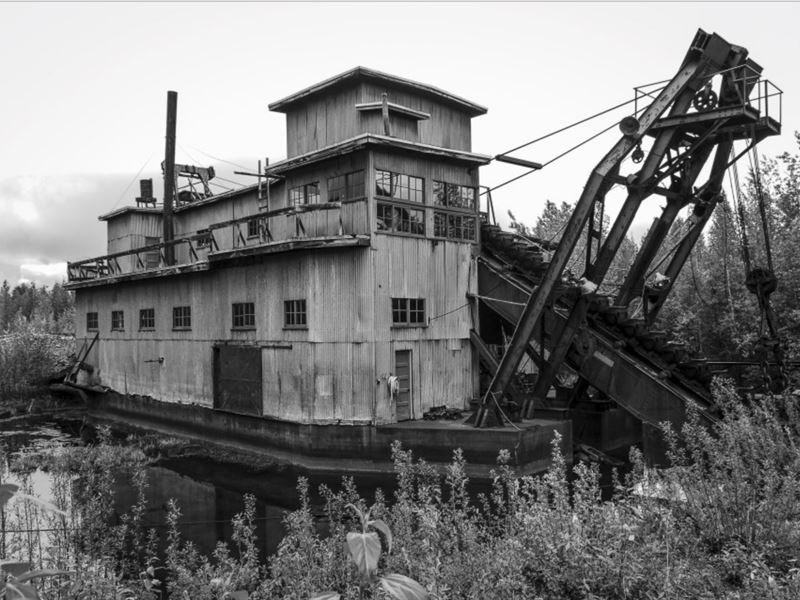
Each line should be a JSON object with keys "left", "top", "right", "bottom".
{"left": 394, "top": 349, "right": 412, "bottom": 421}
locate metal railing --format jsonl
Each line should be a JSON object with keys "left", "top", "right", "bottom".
{"left": 633, "top": 64, "right": 782, "bottom": 127}
{"left": 67, "top": 199, "right": 369, "bottom": 282}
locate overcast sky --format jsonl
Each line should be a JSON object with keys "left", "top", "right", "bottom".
{"left": 2, "top": 1, "right": 799, "bottom": 286}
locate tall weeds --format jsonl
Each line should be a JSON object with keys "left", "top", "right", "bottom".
{"left": 3, "top": 384, "right": 800, "bottom": 599}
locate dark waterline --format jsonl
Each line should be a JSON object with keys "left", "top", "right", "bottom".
{"left": 0, "top": 417, "right": 395, "bottom": 560}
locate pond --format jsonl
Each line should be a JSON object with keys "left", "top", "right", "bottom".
{"left": 0, "top": 416, "right": 394, "bottom": 561}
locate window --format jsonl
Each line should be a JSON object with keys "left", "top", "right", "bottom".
{"left": 86, "top": 312, "right": 98, "bottom": 331}
{"left": 289, "top": 182, "right": 320, "bottom": 206}
{"left": 143, "top": 236, "right": 160, "bottom": 269}
{"left": 111, "top": 310, "right": 125, "bottom": 331}
{"left": 196, "top": 229, "right": 212, "bottom": 249}
{"left": 173, "top": 306, "right": 191, "bottom": 329}
{"left": 284, "top": 299, "right": 307, "bottom": 329}
{"left": 247, "top": 219, "right": 259, "bottom": 238}
{"left": 433, "top": 181, "right": 476, "bottom": 210}
{"left": 375, "top": 169, "right": 424, "bottom": 203}
{"left": 391, "top": 298, "right": 426, "bottom": 326}
{"left": 232, "top": 302, "right": 255, "bottom": 329}
{"left": 434, "top": 212, "right": 477, "bottom": 242}
{"left": 377, "top": 203, "right": 425, "bottom": 236}
{"left": 328, "top": 170, "right": 365, "bottom": 202}
{"left": 139, "top": 308, "right": 155, "bottom": 330}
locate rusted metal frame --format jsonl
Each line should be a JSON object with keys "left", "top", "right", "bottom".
{"left": 134, "top": 251, "right": 145, "bottom": 270}
{"left": 645, "top": 138, "right": 735, "bottom": 324}
{"left": 614, "top": 151, "right": 713, "bottom": 307}
{"left": 617, "top": 57, "right": 760, "bottom": 307}
{"left": 474, "top": 56, "right": 708, "bottom": 428}
{"left": 476, "top": 293, "right": 547, "bottom": 370}
{"left": 518, "top": 75, "right": 711, "bottom": 419}
{"left": 639, "top": 118, "right": 728, "bottom": 192}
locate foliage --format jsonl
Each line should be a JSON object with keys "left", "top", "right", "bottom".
{"left": 0, "top": 317, "right": 73, "bottom": 400}
{"left": 310, "top": 503, "right": 426, "bottom": 600}
{"left": 2, "top": 382, "right": 800, "bottom": 598}
{"left": 0, "top": 281, "right": 74, "bottom": 336}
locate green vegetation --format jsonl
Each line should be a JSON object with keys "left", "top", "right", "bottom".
{"left": 2, "top": 386, "right": 800, "bottom": 599}
{"left": 0, "top": 281, "right": 75, "bottom": 404}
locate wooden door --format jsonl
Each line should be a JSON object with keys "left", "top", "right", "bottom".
{"left": 213, "top": 345, "right": 262, "bottom": 416}
{"left": 394, "top": 350, "right": 412, "bottom": 421}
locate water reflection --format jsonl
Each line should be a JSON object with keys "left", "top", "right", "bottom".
{"left": 1, "top": 419, "right": 296, "bottom": 560}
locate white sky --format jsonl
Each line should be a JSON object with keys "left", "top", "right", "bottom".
{"left": 1, "top": 1, "right": 799, "bottom": 285}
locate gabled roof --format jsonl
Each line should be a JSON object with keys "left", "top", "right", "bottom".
{"left": 268, "top": 66, "right": 487, "bottom": 117}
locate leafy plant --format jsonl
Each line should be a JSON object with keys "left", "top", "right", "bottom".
{"left": 0, "top": 483, "right": 72, "bottom": 600}
{"left": 311, "top": 503, "right": 427, "bottom": 600}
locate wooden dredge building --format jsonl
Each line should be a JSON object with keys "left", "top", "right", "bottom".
{"left": 66, "top": 68, "right": 495, "bottom": 430}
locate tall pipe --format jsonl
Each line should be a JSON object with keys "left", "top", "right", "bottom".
{"left": 163, "top": 91, "right": 177, "bottom": 266}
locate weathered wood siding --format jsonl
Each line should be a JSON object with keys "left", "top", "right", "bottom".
{"left": 371, "top": 234, "right": 478, "bottom": 422}
{"left": 105, "top": 212, "right": 163, "bottom": 272}
{"left": 360, "top": 83, "right": 473, "bottom": 151}
{"left": 285, "top": 83, "right": 473, "bottom": 157}
{"left": 74, "top": 246, "right": 377, "bottom": 423}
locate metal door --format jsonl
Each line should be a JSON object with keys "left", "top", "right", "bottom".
{"left": 213, "top": 345, "right": 262, "bottom": 416}
{"left": 394, "top": 350, "right": 412, "bottom": 421}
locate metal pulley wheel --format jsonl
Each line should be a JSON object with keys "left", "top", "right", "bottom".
{"left": 745, "top": 267, "right": 778, "bottom": 296}
{"left": 693, "top": 84, "right": 718, "bottom": 112}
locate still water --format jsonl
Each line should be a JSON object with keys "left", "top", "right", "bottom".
{"left": 0, "top": 417, "right": 390, "bottom": 560}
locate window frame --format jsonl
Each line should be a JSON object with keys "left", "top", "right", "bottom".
{"left": 289, "top": 182, "right": 321, "bottom": 207}
{"left": 139, "top": 308, "right": 155, "bottom": 331}
{"left": 231, "top": 302, "right": 256, "bottom": 330}
{"left": 432, "top": 180, "right": 477, "bottom": 212}
{"left": 391, "top": 297, "right": 427, "bottom": 328}
{"left": 327, "top": 169, "right": 366, "bottom": 203}
{"left": 172, "top": 305, "right": 192, "bottom": 330}
{"left": 283, "top": 299, "right": 308, "bottom": 330}
{"left": 86, "top": 311, "right": 98, "bottom": 331}
{"left": 111, "top": 310, "right": 125, "bottom": 332}
{"left": 246, "top": 218, "right": 259, "bottom": 239}
{"left": 375, "top": 169, "right": 424, "bottom": 204}
{"left": 196, "top": 228, "right": 212, "bottom": 249}
{"left": 376, "top": 202, "right": 426, "bottom": 237}
{"left": 433, "top": 211, "right": 477, "bottom": 242}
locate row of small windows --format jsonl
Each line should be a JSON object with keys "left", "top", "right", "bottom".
{"left": 289, "top": 170, "right": 367, "bottom": 208}
{"left": 87, "top": 296, "right": 425, "bottom": 332}
{"left": 287, "top": 169, "right": 475, "bottom": 211}
{"left": 103, "top": 307, "right": 191, "bottom": 331}
{"left": 376, "top": 203, "right": 476, "bottom": 241}
{"left": 88, "top": 302, "right": 304, "bottom": 332}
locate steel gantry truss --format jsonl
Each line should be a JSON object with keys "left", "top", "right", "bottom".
{"left": 475, "top": 29, "right": 781, "bottom": 427}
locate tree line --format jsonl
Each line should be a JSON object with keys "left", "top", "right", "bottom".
{"left": 510, "top": 132, "right": 800, "bottom": 367}
{"left": 0, "top": 279, "right": 74, "bottom": 334}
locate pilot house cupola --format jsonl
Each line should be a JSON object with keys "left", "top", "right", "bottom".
{"left": 267, "top": 66, "right": 487, "bottom": 158}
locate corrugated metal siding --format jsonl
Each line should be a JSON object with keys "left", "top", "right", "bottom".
{"left": 76, "top": 246, "right": 377, "bottom": 422}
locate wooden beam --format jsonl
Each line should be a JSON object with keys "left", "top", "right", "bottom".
{"left": 494, "top": 155, "right": 543, "bottom": 170}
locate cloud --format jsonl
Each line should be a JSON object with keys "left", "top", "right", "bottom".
{"left": 0, "top": 162, "right": 252, "bottom": 286}
{"left": 19, "top": 261, "right": 68, "bottom": 285}
{"left": 0, "top": 172, "right": 136, "bottom": 285}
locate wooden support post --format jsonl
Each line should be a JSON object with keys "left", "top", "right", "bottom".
{"left": 163, "top": 91, "right": 178, "bottom": 266}
{"left": 382, "top": 93, "right": 391, "bottom": 137}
